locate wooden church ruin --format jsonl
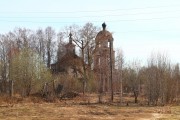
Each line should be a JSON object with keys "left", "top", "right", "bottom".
{"left": 51, "top": 23, "right": 118, "bottom": 96}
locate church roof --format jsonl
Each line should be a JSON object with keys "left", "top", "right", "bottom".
{"left": 95, "top": 23, "right": 113, "bottom": 42}
{"left": 65, "top": 32, "right": 75, "bottom": 48}
{"left": 65, "top": 42, "right": 75, "bottom": 48}
{"left": 59, "top": 53, "right": 82, "bottom": 66}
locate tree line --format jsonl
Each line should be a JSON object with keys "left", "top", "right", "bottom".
{"left": 116, "top": 52, "right": 180, "bottom": 105}
{"left": 0, "top": 23, "right": 100, "bottom": 97}
{"left": 0, "top": 22, "right": 179, "bottom": 105}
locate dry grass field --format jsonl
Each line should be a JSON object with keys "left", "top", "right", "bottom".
{"left": 0, "top": 94, "right": 180, "bottom": 120}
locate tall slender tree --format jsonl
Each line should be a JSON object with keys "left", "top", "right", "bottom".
{"left": 45, "top": 27, "right": 55, "bottom": 68}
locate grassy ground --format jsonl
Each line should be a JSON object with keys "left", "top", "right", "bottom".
{"left": 0, "top": 94, "right": 179, "bottom": 120}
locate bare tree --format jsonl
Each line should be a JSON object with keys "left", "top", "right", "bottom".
{"left": 79, "top": 23, "right": 99, "bottom": 67}
{"left": 173, "top": 64, "right": 180, "bottom": 101}
{"left": 144, "top": 53, "right": 178, "bottom": 105}
{"left": 13, "top": 28, "right": 32, "bottom": 49}
{"left": 65, "top": 23, "right": 99, "bottom": 95}
{"left": 115, "top": 48, "right": 124, "bottom": 104}
{"left": 35, "top": 29, "right": 46, "bottom": 62}
{"left": 45, "top": 27, "right": 56, "bottom": 68}
{"left": 124, "top": 60, "right": 141, "bottom": 103}
{"left": 57, "top": 31, "right": 66, "bottom": 61}
{"left": 0, "top": 35, "right": 10, "bottom": 93}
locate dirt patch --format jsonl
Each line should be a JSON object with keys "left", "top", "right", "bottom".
{"left": 0, "top": 103, "right": 171, "bottom": 120}
{"left": 0, "top": 94, "right": 179, "bottom": 120}
{"left": 60, "top": 91, "right": 80, "bottom": 99}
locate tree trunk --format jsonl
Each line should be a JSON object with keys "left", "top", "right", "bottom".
{"left": 10, "top": 80, "right": 13, "bottom": 97}
{"left": 47, "top": 50, "right": 51, "bottom": 68}
{"left": 81, "top": 41, "right": 87, "bottom": 95}
{"left": 134, "top": 91, "right": 138, "bottom": 103}
{"left": 135, "top": 95, "right": 138, "bottom": 103}
{"left": 120, "top": 70, "right": 123, "bottom": 104}
{"left": 109, "top": 41, "right": 113, "bottom": 102}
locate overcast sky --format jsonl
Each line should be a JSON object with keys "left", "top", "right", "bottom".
{"left": 0, "top": 0, "right": 180, "bottom": 65}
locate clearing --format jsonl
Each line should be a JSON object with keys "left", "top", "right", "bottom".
{"left": 0, "top": 94, "right": 180, "bottom": 120}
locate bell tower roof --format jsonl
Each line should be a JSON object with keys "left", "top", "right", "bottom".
{"left": 65, "top": 32, "right": 75, "bottom": 54}
{"left": 95, "top": 22, "right": 113, "bottom": 42}
{"left": 69, "top": 32, "right": 73, "bottom": 44}
{"left": 102, "top": 22, "right": 106, "bottom": 31}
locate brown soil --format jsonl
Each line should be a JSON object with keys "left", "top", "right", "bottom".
{"left": 0, "top": 94, "right": 179, "bottom": 120}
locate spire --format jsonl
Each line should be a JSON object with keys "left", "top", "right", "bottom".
{"left": 69, "top": 32, "right": 72, "bottom": 44}
{"left": 102, "top": 22, "right": 106, "bottom": 31}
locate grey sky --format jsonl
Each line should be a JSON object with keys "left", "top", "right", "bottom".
{"left": 0, "top": 0, "right": 180, "bottom": 65}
